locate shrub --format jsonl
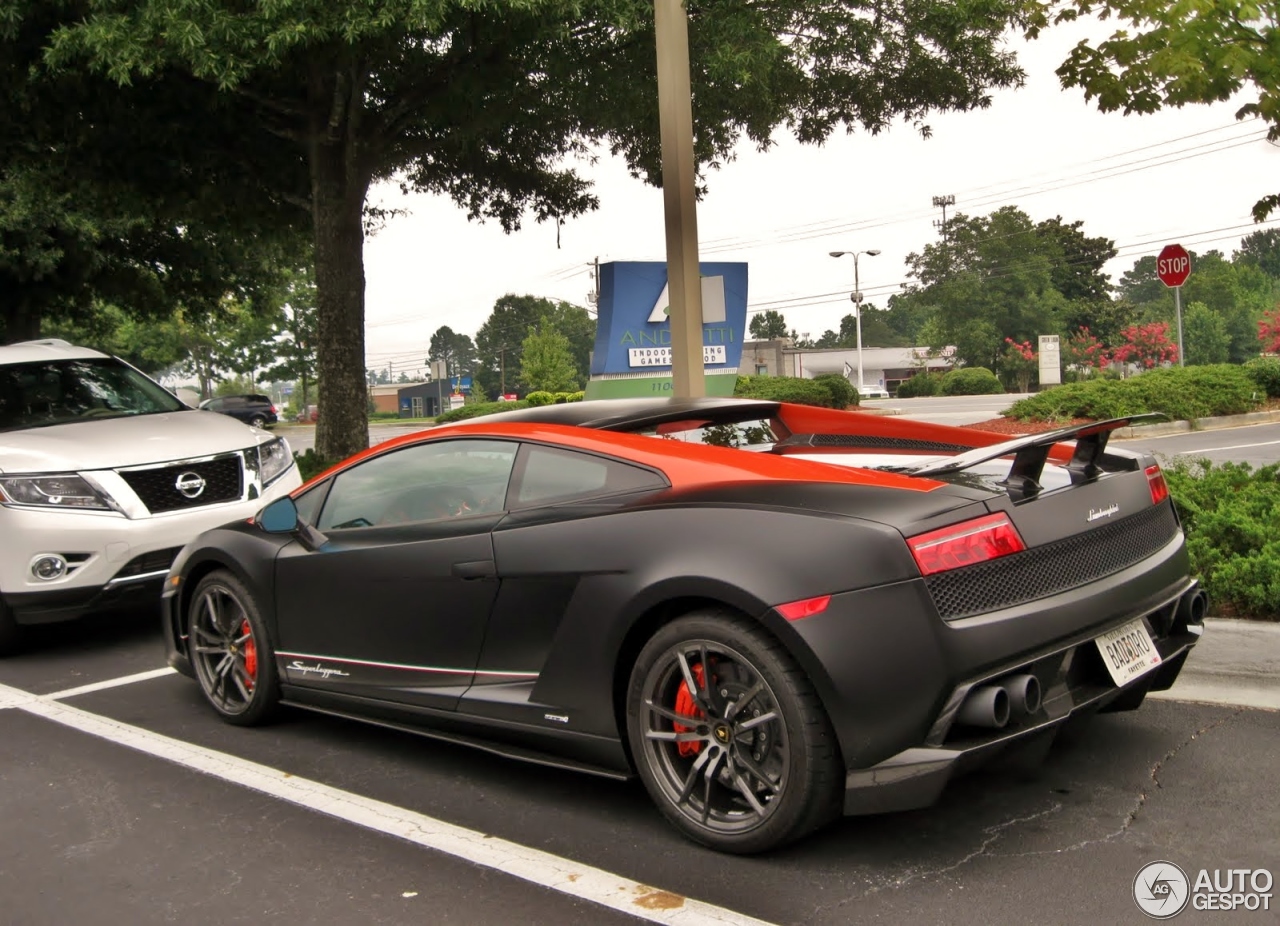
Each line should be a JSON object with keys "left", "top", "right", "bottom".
{"left": 292, "top": 449, "right": 334, "bottom": 482}
{"left": 1005, "top": 364, "right": 1262, "bottom": 422}
{"left": 1165, "top": 458, "right": 1280, "bottom": 620}
{"left": 434, "top": 399, "right": 530, "bottom": 423}
{"left": 895, "top": 372, "right": 942, "bottom": 398}
{"left": 940, "top": 367, "right": 1004, "bottom": 396}
{"left": 733, "top": 374, "right": 845, "bottom": 407}
{"left": 368, "top": 410, "right": 401, "bottom": 420}
{"left": 524, "top": 391, "right": 555, "bottom": 406}
{"left": 811, "top": 372, "right": 859, "bottom": 408}
{"left": 1246, "top": 356, "right": 1280, "bottom": 398}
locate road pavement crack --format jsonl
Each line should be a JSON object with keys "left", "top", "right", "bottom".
{"left": 1119, "top": 708, "right": 1244, "bottom": 832}
{"left": 807, "top": 710, "right": 1246, "bottom": 922}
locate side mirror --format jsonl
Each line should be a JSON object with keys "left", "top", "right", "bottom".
{"left": 258, "top": 496, "right": 299, "bottom": 533}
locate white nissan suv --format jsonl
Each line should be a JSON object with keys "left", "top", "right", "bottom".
{"left": 0, "top": 340, "right": 302, "bottom": 653}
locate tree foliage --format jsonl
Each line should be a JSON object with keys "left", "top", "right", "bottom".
{"left": 474, "top": 295, "right": 593, "bottom": 399}
{"left": 22, "top": 0, "right": 1047, "bottom": 459}
{"left": 428, "top": 325, "right": 477, "bottom": 379}
{"left": 749, "top": 309, "right": 788, "bottom": 340}
{"left": 0, "top": 1, "right": 310, "bottom": 344}
{"left": 520, "top": 321, "right": 578, "bottom": 393}
{"left": 1055, "top": 0, "right": 1280, "bottom": 220}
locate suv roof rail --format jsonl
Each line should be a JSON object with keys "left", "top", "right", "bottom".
{"left": 9, "top": 338, "right": 75, "bottom": 348}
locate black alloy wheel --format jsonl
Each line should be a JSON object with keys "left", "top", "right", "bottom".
{"left": 187, "top": 570, "right": 280, "bottom": 725}
{"left": 626, "top": 611, "right": 842, "bottom": 853}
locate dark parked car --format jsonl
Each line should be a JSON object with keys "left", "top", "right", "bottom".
{"left": 162, "top": 397, "right": 1204, "bottom": 853}
{"left": 199, "top": 394, "right": 278, "bottom": 429}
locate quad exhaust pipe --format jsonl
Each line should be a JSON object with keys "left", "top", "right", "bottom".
{"left": 1177, "top": 587, "right": 1209, "bottom": 626}
{"left": 956, "top": 673, "right": 1042, "bottom": 729}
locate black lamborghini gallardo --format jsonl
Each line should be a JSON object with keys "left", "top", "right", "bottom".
{"left": 163, "top": 397, "right": 1204, "bottom": 853}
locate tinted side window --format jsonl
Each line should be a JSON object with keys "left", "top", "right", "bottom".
{"left": 317, "top": 439, "right": 518, "bottom": 530}
{"left": 512, "top": 445, "right": 665, "bottom": 508}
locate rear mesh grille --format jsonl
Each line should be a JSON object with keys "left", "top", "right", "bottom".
{"left": 118, "top": 455, "right": 243, "bottom": 513}
{"left": 924, "top": 502, "right": 1180, "bottom": 621}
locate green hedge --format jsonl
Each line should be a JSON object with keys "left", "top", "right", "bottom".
{"left": 1166, "top": 459, "right": 1280, "bottom": 620}
{"left": 896, "top": 372, "right": 942, "bottom": 398}
{"left": 1246, "top": 357, "right": 1280, "bottom": 398}
{"left": 1005, "top": 364, "right": 1262, "bottom": 422}
{"left": 733, "top": 374, "right": 856, "bottom": 408}
{"left": 811, "top": 373, "right": 859, "bottom": 408}
{"left": 940, "top": 367, "right": 1005, "bottom": 396}
{"left": 434, "top": 399, "right": 531, "bottom": 423}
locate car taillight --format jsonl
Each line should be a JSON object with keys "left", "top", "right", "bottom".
{"left": 1145, "top": 464, "right": 1169, "bottom": 505}
{"left": 907, "top": 512, "right": 1026, "bottom": 576}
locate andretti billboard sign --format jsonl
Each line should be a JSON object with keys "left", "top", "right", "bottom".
{"left": 586, "top": 261, "right": 748, "bottom": 399}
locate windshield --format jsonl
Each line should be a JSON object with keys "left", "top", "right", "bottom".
{"left": 0, "top": 358, "right": 186, "bottom": 432}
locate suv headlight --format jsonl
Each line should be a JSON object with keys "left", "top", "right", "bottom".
{"left": 256, "top": 437, "right": 293, "bottom": 486}
{"left": 0, "top": 474, "right": 113, "bottom": 510}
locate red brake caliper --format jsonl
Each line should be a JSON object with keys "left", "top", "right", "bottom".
{"left": 240, "top": 619, "right": 257, "bottom": 692}
{"left": 672, "top": 663, "right": 707, "bottom": 757}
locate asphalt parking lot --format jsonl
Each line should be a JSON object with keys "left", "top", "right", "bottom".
{"left": 2, "top": 611, "right": 1277, "bottom": 926}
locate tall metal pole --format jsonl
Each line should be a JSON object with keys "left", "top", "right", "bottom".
{"left": 654, "top": 0, "right": 705, "bottom": 398}
{"left": 1174, "top": 286, "right": 1185, "bottom": 367}
{"left": 853, "top": 254, "right": 864, "bottom": 390}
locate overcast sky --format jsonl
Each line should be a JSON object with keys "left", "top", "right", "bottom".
{"left": 360, "top": 17, "right": 1280, "bottom": 378}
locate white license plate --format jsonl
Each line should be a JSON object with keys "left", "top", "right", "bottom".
{"left": 1095, "top": 618, "right": 1163, "bottom": 687}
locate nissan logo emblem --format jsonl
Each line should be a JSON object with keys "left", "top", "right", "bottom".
{"left": 175, "top": 472, "right": 207, "bottom": 499}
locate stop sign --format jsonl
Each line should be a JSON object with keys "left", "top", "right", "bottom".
{"left": 1157, "top": 244, "right": 1192, "bottom": 288}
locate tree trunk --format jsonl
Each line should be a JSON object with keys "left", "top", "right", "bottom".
{"left": 308, "top": 68, "right": 371, "bottom": 463}
{"left": 1, "top": 300, "right": 41, "bottom": 342}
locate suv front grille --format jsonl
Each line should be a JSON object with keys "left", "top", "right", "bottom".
{"left": 118, "top": 454, "right": 243, "bottom": 513}
{"left": 924, "top": 502, "right": 1180, "bottom": 621}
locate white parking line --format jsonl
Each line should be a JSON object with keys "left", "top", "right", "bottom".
{"left": 45, "top": 667, "right": 177, "bottom": 701}
{"left": 0, "top": 681, "right": 778, "bottom": 926}
{"left": 1173, "top": 438, "right": 1280, "bottom": 455}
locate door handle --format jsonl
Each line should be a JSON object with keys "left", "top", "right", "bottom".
{"left": 452, "top": 559, "right": 496, "bottom": 579}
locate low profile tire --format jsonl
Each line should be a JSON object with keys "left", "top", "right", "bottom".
{"left": 248, "top": 415, "right": 268, "bottom": 429}
{"left": 0, "top": 598, "right": 20, "bottom": 656}
{"left": 626, "top": 610, "right": 843, "bottom": 854}
{"left": 187, "top": 570, "right": 281, "bottom": 726}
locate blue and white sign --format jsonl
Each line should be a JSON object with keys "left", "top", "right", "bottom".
{"left": 590, "top": 262, "right": 749, "bottom": 376}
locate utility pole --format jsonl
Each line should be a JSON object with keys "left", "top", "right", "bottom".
{"left": 931, "top": 194, "right": 955, "bottom": 240}
{"left": 586, "top": 257, "right": 601, "bottom": 311}
{"left": 499, "top": 346, "right": 506, "bottom": 396}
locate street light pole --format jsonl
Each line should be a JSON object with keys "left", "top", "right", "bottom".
{"left": 829, "top": 249, "right": 881, "bottom": 390}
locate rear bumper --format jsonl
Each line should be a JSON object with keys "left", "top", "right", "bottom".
{"left": 778, "top": 528, "right": 1201, "bottom": 814}
{"left": 840, "top": 580, "right": 1202, "bottom": 815}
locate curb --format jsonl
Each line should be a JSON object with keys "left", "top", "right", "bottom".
{"left": 1113, "top": 409, "right": 1280, "bottom": 440}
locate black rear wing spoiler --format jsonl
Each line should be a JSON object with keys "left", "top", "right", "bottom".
{"left": 906, "top": 414, "right": 1165, "bottom": 499}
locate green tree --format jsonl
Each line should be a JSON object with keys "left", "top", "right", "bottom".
{"left": 520, "top": 321, "right": 577, "bottom": 393}
{"left": 1237, "top": 229, "right": 1280, "bottom": 280}
{"left": 262, "top": 272, "right": 320, "bottom": 415}
{"left": 474, "top": 295, "right": 592, "bottom": 399}
{"left": 902, "top": 206, "right": 1069, "bottom": 368}
{"left": 749, "top": 310, "right": 788, "bottom": 340}
{"left": 1183, "top": 301, "right": 1230, "bottom": 366}
{"left": 428, "top": 326, "right": 478, "bottom": 380}
{"left": 1055, "top": 0, "right": 1280, "bottom": 220}
{"left": 0, "top": 2, "right": 309, "bottom": 343}
{"left": 34, "top": 0, "right": 1046, "bottom": 460}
